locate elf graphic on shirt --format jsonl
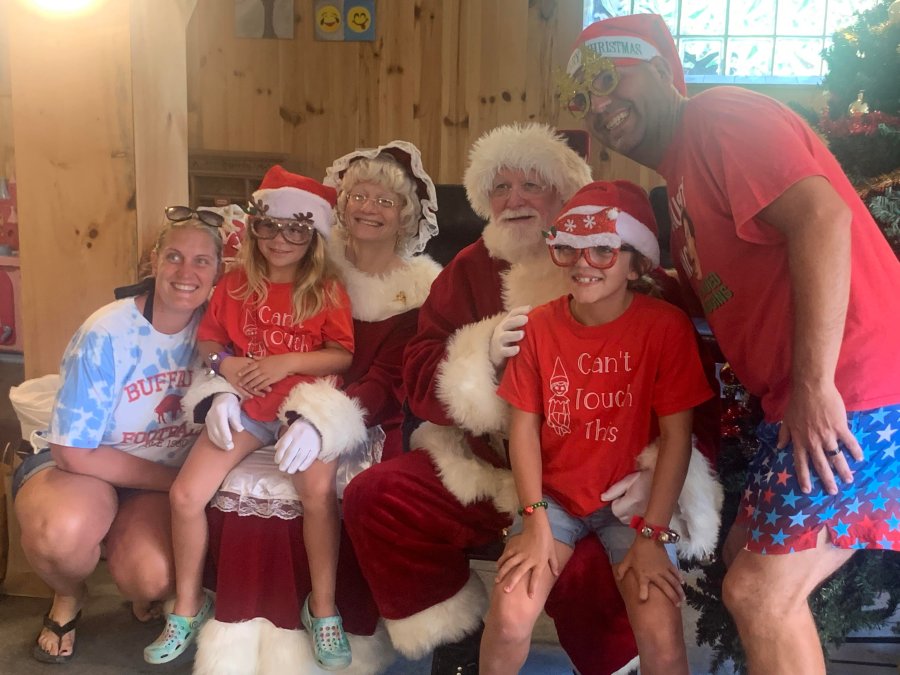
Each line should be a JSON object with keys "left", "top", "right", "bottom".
{"left": 547, "top": 357, "right": 571, "bottom": 436}
{"left": 242, "top": 306, "right": 266, "bottom": 359}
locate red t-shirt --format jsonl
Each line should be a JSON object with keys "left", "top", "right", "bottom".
{"left": 659, "top": 87, "right": 900, "bottom": 421}
{"left": 498, "top": 294, "right": 713, "bottom": 517}
{"left": 199, "top": 269, "right": 354, "bottom": 421}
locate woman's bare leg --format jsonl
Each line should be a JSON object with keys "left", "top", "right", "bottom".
{"left": 15, "top": 468, "right": 118, "bottom": 657}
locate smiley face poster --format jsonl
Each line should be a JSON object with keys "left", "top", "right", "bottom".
{"left": 314, "top": 0, "right": 375, "bottom": 42}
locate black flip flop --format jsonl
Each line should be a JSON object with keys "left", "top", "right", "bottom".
{"left": 32, "top": 610, "right": 82, "bottom": 664}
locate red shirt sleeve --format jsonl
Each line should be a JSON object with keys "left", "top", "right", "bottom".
{"left": 652, "top": 309, "right": 715, "bottom": 417}
{"left": 197, "top": 272, "right": 234, "bottom": 345}
{"left": 497, "top": 310, "right": 543, "bottom": 415}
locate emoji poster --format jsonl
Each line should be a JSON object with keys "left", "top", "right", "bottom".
{"left": 314, "top": 0, "right": 375, "bottom": 42}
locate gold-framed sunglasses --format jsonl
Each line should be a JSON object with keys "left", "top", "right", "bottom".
{"left": 555, "top": 45, "right": 620, "bottom": 119}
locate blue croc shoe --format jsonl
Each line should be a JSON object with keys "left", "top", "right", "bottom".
{"left": 301, "top": 594, "right": 352, "bottom": 671}
{"left": 143, "top": 591, "right": 214, "bottom": 665}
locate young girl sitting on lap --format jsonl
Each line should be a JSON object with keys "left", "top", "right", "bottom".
{"left": 145, "top": 167, "right": 364, "bottom": 671}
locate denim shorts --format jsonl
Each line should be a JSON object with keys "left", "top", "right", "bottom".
{"left": 507, "top": 495, "right": 678, "bottom": 566}
{"left": 240, "top": 412, "right": 282, "bottom": 445}
{"left": 11, "top": 447, "right": 56, "bottom": 500}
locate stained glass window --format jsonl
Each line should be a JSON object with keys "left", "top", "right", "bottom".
{"left": 582, "top": 0, "right": 878, "bottom": 82}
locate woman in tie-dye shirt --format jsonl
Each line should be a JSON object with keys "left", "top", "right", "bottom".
{"left": 13, "top": 210, "right": 222, "bottom": 664}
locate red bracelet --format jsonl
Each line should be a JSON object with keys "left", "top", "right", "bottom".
{"left": 518, "top": 500, "right": 549, "bottom": 516}
{"left": 629, "top": 516, "right": 681, "bottom": 544}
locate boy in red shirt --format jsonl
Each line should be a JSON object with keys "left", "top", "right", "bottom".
{"left": 481, "top": 181, "right": 713, "bottom": 675}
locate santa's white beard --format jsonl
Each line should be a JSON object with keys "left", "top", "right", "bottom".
{"left": 482, "top": 212, "right": 548, "bottom": 264}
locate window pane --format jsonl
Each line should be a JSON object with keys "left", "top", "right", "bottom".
{"left": 586, "top": 0, "right": 632, "bottom": 21}
{"left": 776, "top": 0, "right": 826, "bottom": 36}
{"left": 727, "top": 0, "right": 776, "bottom": 36}
{"left": 681, "top": 37, "right": 723, "bottom": 75}
{"left": 680, "top": 0, "right": 726, "bottom": 35}
{"left": 825, "top": 0, "right": 877, "bottom": 34}
{"left": 726, "top": 37, "right": 774, "bottom": 76}
{"left": 632, "top": 0, "right": 679, "bottom": 26}
{"left": 773, "top": 37, "right": 825, "bottom": 76}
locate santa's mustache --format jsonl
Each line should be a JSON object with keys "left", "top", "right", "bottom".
{"left": 497, "top": 207, "right": 541, "bottom": 223}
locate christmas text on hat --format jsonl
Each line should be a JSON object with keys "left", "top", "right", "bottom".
{"left": 562, "top": 12, "right": 687, "bottom": 112}
{"left": 251, "top": 165, "right": 337, "bottom": 239}
{"left": 546, "top": 180, "right": 660, "bottom": 267}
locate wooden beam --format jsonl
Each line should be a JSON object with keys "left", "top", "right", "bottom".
{"left": 8, "top": 0, "right": 193, "bottom": 377}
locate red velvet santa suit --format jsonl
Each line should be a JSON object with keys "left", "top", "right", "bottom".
{"left": 192, "top": 243, "right": 440, "bottom": 675}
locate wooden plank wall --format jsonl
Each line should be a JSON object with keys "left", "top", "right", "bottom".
{"left": 186, "top": 0, "right": 597, "bottom": 186}
{"left": 0, "top": 0, "right": 13, "bottom": 181}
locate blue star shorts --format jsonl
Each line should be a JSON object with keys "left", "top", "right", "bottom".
{"left": 736, "top": 403, "right": 900, "bottom": 554}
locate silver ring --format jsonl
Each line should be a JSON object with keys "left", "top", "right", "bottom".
{"left": 824, "top": 448, "right": 841, "bottom": 458}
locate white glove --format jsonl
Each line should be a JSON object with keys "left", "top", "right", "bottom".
{"left": 489, "top": 305, "right": 532, "bottom": 367}
{"left": 274, "top": 418, "right": 322, "bottom": 474}
{"left": 601, "top": 468, "right": 654, "bottom": 524}
{"left": 206, "top": 393, "right": 244, "bottom": 451}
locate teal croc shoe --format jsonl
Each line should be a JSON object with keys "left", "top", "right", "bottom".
{"left": 301, "top": 594, "right": 352, "bottom": 671}
{"left": 143, "top": 591, "right": 214, "bottom": 665}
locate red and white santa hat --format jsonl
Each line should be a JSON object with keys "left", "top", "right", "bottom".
{"left": 251, "top": 165, "right": 338, "bottom": 239}
{"left": 569, "top": 13, "right": 686, "bottom": 96}
{"left": 547, "top": 180, "right": 660, "bottom": 266}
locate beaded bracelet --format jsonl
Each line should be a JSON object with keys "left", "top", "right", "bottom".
{"left": 629, "top": 515, "right": 681, "bottom": 544}
{"left": 517, "top": 500, "right": 549, "bottom": 516}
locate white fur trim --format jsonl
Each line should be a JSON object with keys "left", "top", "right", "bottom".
{"left": 611, "top": 655, "right": 641, "bottom": 675}
{"left": 277, "top": 377, "right": 367, "bottom": 464}
{"left": 436, "top": 315, "right": 510, "bottom": 436}
{"left": 252, "top": 187, "right": 334, "bottom": 239}
{"left": 635, "top": 442, "right": 723, "bottom": 560}
{"left": 194, "top": 617, "right": 395, "bottom": 675}
{"left": 181, "top": 370, "right": 241, "bottom": 423}
{"left": 411, "top": 422, "right": 518, "bottom": 515}
{"left": 614, "top": 211, "right": 661, "bottom": 266}
{"left": 547, "top": 230, "right": 622, "bottom": 249}
{"left": 327, "top": 232, "right": 441, "bottom": 321}
{"left": 463, "top": 123, "right": 592, "bottom": 220}
{"left": 384, "top": 572, "right": 488, "bottom": 660}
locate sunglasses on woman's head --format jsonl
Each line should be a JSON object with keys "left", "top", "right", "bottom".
{"left": 249, "top": 215, "right": 315, "bottom": 245}
{"left": 165, "top": 205, "right": 224, "bottom": 229}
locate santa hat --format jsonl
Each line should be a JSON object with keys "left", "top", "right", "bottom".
{"left": 463, "top": 123, "right": 592, "bottom": 221}
{"left": 547, "top": 180, "right": 660, "bottom": 266}
{"left": 323, "top": 140, "right": 439, "bottom": 255}
{"left": 570, "top": 14, "right": 686, "bottom": 96}
{"left": 251, "top": 165, "right": 337, "bottom": 239}
{"left": 550, "top": 357, "right": 568, "bottom": 387}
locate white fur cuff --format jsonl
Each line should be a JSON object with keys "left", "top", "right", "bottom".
{"left": 635, "top": 443, "right": 723, "bottom": 560}
{"left": 385, "top": 573, "right": 487, "bottom": 660}
{"left": 278, "top": 377, "right": 367, "bottom": 464}
{"left": 436, "top": 315, "right": 510, "bottom": 435}
{"left": 195, "top": 617, "right": 395, "bottom": 675}
{"left": 181, "top": 370, "right": 240, "bottom": 424}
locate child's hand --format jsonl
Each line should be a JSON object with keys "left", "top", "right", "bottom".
{"left": 616, "top": 537, "right": 685, "bottom": 606}
{"left": 495, "top": 522, "right": 558, "bottom": 598}
{"left": 219, "top": 356, "right": 266, "bottom": 397}
{"left": 237, "top": 354, "right": 293, "bottom": 392}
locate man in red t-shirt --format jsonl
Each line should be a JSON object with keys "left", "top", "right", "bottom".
{"left": 563, "top": 13, "right": 900, "bottom": 674}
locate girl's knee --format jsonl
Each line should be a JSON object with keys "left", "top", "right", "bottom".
{"left": 486, "top": 593, "right": 541, "bottom": 646}
{"left": 169, "top": 480, "right": 210, "bottom": 516}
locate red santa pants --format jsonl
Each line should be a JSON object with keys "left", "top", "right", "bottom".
{"left": 343, "top": 449, "right": 638, "bottom": 675}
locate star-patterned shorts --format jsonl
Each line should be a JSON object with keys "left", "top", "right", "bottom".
{"left": 735, "top": 403, "right": 900, "bottom": 554}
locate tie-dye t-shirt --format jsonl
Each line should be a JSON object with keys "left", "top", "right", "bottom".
{"left": 47, "top": 299, "right": 203, "bottom": 466}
